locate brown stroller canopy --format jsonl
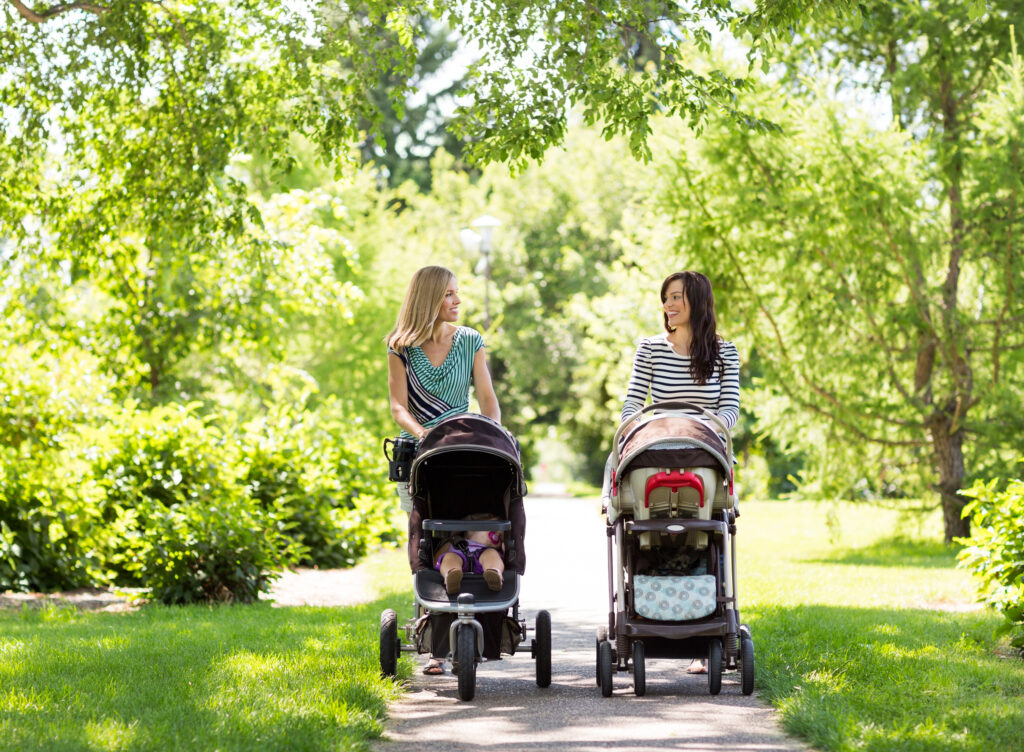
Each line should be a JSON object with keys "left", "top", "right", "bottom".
{"left": 409, "top": 413, "right": 526, "bottom": 520}
{"left": 618, "top": 416, "right": 731, "bottom": 478}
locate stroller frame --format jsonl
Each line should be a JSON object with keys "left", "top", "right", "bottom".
{"left": 379, "top": 413, "right": 552, "bottom": 701}
{"left": 597, "top": 400, "right": 754, "bottom": 697}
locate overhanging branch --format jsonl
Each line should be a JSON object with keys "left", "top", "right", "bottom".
{"left": 8, "top": 0, "right": 108, "bottom": 23}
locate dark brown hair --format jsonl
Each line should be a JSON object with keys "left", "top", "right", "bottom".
{"left": 661, "top": 270, "right": 723, "bottom": 385}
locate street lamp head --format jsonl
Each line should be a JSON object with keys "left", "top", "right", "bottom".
{"left": 459, "top": 228, "right": 481, "bottom": 253}
{"left": 470, "top": 214, "right": 501, "bottom": 252}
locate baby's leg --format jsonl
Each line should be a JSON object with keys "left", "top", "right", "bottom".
{"left": 478, "top": 547, "right": 504, "bottom": 590}
{"left": 438, "top": 552, "right": 465, "bottom": 594}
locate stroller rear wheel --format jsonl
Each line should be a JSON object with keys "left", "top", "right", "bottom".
{"left": 534, "top": 610, "right": 552, "bottom": 688}
{"left": 456, "top": 624, "right": 477, "bottom": 701}
{"left": 594, "top": 627, "right": 607, "bottom": 685}
{"left": 708, "top": 638, "right": 723, "bottom": 695}
{"left": 631, "top": 640, "right": 646, "bottom": 697}
{"left": 598, "top": 640, "right": 614, "bottom": 697}
{"left": 379, "top": 609, "right": 398, "bottom": 677}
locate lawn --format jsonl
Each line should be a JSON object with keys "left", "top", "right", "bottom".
{"left": 0, "top": 550, "right": 413, "bottom": 752}
{"left": 739, "top": 499, "right": 1022, "bottom": 752}
{"left": 1, "top": 500, "right": 1020, "bottom": 752}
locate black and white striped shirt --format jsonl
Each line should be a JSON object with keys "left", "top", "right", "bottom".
{"left": 620, "top": 335, "right": 740, "bottom": 428}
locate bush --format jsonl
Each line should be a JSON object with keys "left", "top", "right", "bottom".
{"left": 0, "top": 449, "right": 114, "bottom": 591}
{"left": 1, "top": 389, "right": 399, "bottom": 600}
{"left": 130, "top": 492, "right": 298, "bottom": 604}
{"left": 957, "top": 470, "right": 1024, "bottom": 654}
{"left": 240, "top": 400, "right": 398, "bottom": 568}
{"left": 92, "top": 403, "right": 302, "bottom": 603}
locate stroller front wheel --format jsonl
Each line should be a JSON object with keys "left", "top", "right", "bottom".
{"left": 456, "top": 624, "right": 477, "bottom": 701}
{"left": 631, "top": 640, "right": 646, "bottom": 697}
{"left": 708, "top": 638, "right": 723, "bottom": 695}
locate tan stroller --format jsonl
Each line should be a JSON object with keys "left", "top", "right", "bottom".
{"left": 597, "top": 400, "right": 754, "bottom": 696}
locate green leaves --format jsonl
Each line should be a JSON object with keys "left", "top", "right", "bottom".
{"left": 957, "top": 472, "right": 1024, "bottom": 653}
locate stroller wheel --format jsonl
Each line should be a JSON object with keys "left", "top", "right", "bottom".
{"left": 632, "top": 641, "right": 646, "bottom": 697}
{"left": 456, "top": 624, "right": 477, "bottom": 702}
{"left": 598, "top": 640, "right": 614, "bottom": 697}
{"left": 595, "top": 627, "right": 607, "bottom": 685}
{"left": 708, "top": 638, "right": 723, "bottom": 695}
{"left": 740, "top": 625, "right": 755, "bottom": 695}
{"left": 534, "top": 610, "right": 552, "bottom": 688}
{"left": 379, "top": 609, "right": 398, "bottom": 677}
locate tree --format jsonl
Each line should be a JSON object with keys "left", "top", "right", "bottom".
{"left": 659, "top": 22, "right": 1024, "bottom": 541}
{"left": 357, "top": 17, "right": 471, "bottom": 191}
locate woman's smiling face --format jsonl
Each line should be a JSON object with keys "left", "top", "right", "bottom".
{"left": 662, "top": 279, "right": 690, "bottom": 329}
{"left": 437, "top": 278, "right": 461, "bottom": 323}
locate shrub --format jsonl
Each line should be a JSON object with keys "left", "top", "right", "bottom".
{"left": 957, "top": 470, "right": 1024, "bottom": 654}
{"left": 92, "top": 403, "right": 302, "bottom": 603}
{"left": 0, "top": 449, "right": 114, "bottom": 591}
{"left": 240, "top": 400, "right": 399, "bottom": 568}
{"left": 131, "top": 492, "right": 298, "bottom": 604}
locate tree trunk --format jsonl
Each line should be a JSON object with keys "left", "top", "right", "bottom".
{"left": 928, "top": 415, "right": 970, "bottom": 543}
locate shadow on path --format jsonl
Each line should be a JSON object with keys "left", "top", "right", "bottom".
{"left": 374, "top": 493, "right": 810, "bottom": 752}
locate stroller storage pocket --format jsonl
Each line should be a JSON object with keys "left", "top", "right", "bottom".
{"left": 633, "top": 574, "right": 717, "bottom": 621}
{"left": 384, "top": 436, "right": 417, "bottom": 482}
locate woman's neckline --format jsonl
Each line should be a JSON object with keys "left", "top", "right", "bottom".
{"left": 417, "top": 325, "right": 461, "bottom": 368}
{"left": 661, "top": 332, "right": 691, "bottom": 358}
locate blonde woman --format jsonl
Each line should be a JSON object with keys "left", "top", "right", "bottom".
{"left": 385, "top": 265, "right": 502, "bottom": 675}
{"left": 386, "top": 266, "right": 500, "bottom": 515}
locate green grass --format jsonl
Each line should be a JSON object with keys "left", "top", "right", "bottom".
{"left": 0, "top": 548, "right": 414, "bottom": 752}
{"left": 2, "top": 503, "right": 1020, "bottom": 752}
{"left": 739, "top": 499, "right": 1023, "bottom": 752}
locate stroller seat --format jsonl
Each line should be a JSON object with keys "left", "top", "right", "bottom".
{"left": 379, "top": 413, "right": 552, "bottom": 701}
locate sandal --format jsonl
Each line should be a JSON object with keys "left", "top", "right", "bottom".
{"left": 686, "top": 659, "right": 708, "bottom": 675}
{"left": 483, "top": 568, "right": 504, "bottom": 591}
{"left": 423, "top": 659, "right": 445, "bottom": 675}
{"left": 444, "top": 569, "right": 463, "bottom": 595}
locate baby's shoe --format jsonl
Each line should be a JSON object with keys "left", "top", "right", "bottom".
{"left": 444, "top": 568, "right": 463, "bottom": 595}
{"left": 483, "top": 568, "right": 503, "bottom": 591}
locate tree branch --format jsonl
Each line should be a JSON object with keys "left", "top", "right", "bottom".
{"left": 678, "top": 165, "right": 923, "bottom": 446}
{"left": 8, "top": 0, "right": 108, "bottom": 23}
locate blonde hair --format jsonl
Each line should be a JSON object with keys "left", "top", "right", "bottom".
{"left": 385, "top": 266, "right": 455, "bottom": 351}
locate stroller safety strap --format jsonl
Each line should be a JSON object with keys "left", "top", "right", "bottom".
{"left": 645, "top": 470, "right": 704, "bottom": 509}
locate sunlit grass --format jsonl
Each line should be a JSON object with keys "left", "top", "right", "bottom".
{"left": 739, "top": 500, "right": 1021, "bottom": 752}
{"left": 0, "top": 549, "right": 414, "bottom": 752}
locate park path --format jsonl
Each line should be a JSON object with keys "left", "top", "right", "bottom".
{"left": 370, "top": 485, "right": 812, "bottom": 752}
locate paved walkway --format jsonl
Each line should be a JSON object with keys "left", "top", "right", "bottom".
{"left": 372, "top": 487, "right": 811, "bottom": 752}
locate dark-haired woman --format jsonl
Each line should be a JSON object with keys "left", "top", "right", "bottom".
{"left": 620, "top": 270, "right": 739, "bottom": 427}
{"left": 612, "top": 270, "right": 739, "bottom": 674}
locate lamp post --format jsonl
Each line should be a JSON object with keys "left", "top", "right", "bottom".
{"left": 460, "top": 214, "right": 501, "bottom": 329}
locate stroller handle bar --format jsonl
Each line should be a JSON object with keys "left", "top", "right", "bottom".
{"left": 614, "top": 400, "right": 733, "bottom": 467}
{"left": 423, "top": 519, "right": 512, "bottom": 532}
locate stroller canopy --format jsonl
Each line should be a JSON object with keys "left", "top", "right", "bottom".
{"left": 409, "top": 413, "right": 526, "bottom": 520}
{"left": 618, "top": 415, "right": 731, "bottom": 479}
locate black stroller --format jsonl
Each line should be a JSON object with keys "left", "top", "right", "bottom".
{"left": 379, "top": 413, "right": 552, "bottom": 701}
{"left": 597, "top": 400, "right": 754, "bottom": 696}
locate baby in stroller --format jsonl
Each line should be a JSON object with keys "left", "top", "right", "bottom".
{"left": 435, "top": 513, "right": 505, "bottom": 594}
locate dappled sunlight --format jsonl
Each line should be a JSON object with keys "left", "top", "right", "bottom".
{"left": 751, "top": 602, "right": 1021, "bottom": 750}
{"left": 83, "top": 716, "right": 139, "bottom": 752}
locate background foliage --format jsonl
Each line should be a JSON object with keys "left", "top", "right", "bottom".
{"left": 1, "top": 1, "right": 1021, "bottom": 619}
